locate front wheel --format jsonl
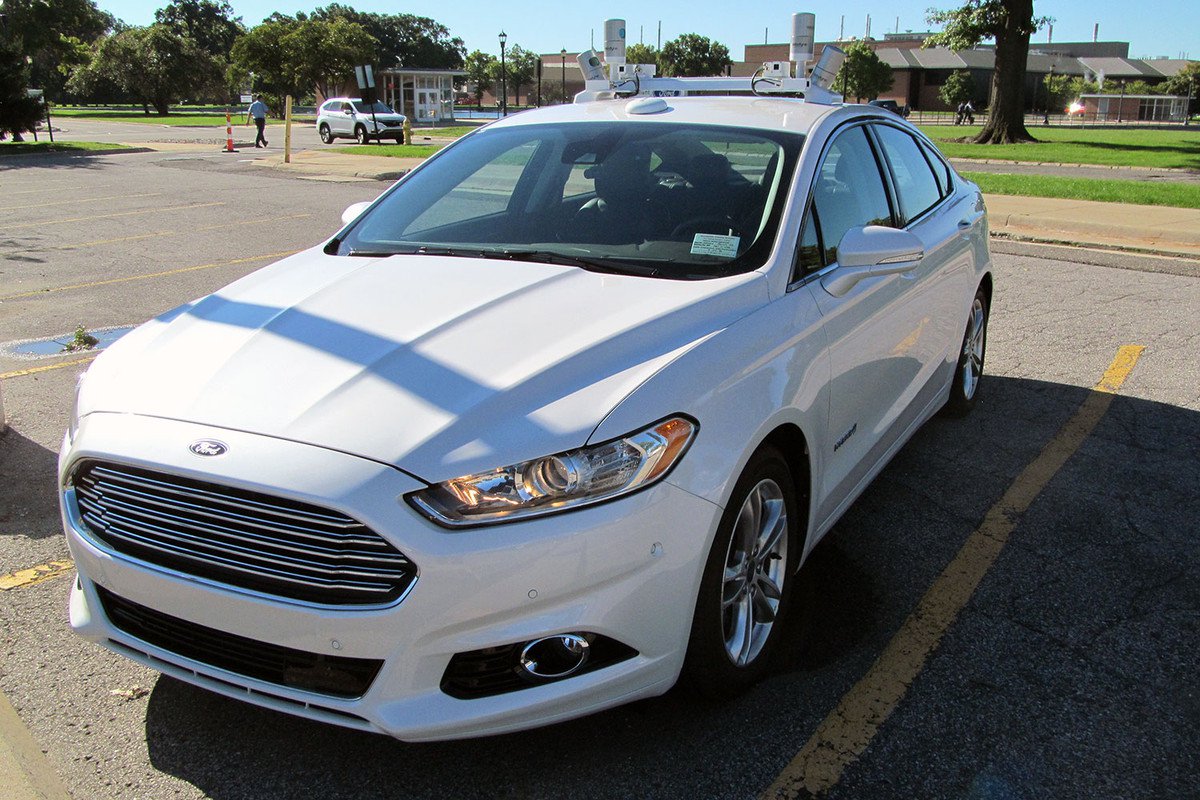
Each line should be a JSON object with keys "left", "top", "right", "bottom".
{"left": 318, "top": 123, "right": 333, "bottom": 144}
{"left": 354, "top": 125, "right": 369, "bottom": 145}
{"left": 943, "top": 287, "right": 989, "bottom": 417}
{"left": 682, "top": 446, "right": 800, "bottom": 697}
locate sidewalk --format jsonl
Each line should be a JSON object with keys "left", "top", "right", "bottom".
{"left": 255, "top": 149, "right": 1200, "bottom": 259}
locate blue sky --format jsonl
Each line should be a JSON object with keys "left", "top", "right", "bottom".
{"left": 96, "top": 0, "right": 1197, "bottom": 62}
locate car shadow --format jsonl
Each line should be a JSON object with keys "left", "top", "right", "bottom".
{"left": 0, "top": 428, "right": 61, "bottom": 540}
{"left": 127, "top": 372, "right": 1197, "bottom": 799}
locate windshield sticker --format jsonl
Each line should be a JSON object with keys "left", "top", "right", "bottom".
{"left": 690, "top": 233, "right": 741, "bottom": 258}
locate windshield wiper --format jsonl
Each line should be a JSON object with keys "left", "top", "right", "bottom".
{"left": 500, "top": 249, "right": 659, "bottom": 277}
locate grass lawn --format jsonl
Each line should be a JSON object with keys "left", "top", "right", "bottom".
{"left": 922, "top": 126, "right": 1200, "bottom": 171}
{"left": 964, "top": 171, "right": 1200, "bottom": 209}
{"left": 0, "top": 140, "right": 131, "bottom": 156}
{"left": 329, "top": 144, "right": 443, "bottom": 157}
{"left": 408, "top": 125, "right": 487, "bottom": 139}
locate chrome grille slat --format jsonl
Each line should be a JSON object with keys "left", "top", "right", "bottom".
{"left": 73, "top": 462, "right": 418, "bottom": 606}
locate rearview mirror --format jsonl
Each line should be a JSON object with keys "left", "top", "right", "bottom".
{"left": 821, "top": 226, "right": 924, "bottom": 297}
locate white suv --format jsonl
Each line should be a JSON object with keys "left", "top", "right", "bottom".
{"left": 316, "top": 97, "right": 406, "bottom": 144}
{"left": 62, "top": 85, "right": 991, "bottom": 741}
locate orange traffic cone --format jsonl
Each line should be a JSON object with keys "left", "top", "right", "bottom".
{"left": 222, "top": 111, "right": 237, "bottom": 153}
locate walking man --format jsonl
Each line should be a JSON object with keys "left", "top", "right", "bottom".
{"left": 246, "top": 94, "right": 268, "bottom": 148}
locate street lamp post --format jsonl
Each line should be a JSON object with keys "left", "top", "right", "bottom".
{"left": 1043, "top": 64, "right": 1054, "bottom": 126}
{"left": 1185, "top": 79, "right": 1194, "bottom": 128}
{"left": 1117, "top": 79, "right": 1126, "bottom": 123}
{"left": 498, "top": 31, "right": 508, "bottom": 117}
{"left": 561, "top": 48, "right": 567, "bottom": 104}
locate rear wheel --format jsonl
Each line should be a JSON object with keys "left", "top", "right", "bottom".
{"left": 943, "top": 287, "right": 988, "bottom": 417}
{"left": 318, "top": 123, "right": 333, "bottom": 144}
{"left": 682, "top": 446, "right": 799, "bottom": 697}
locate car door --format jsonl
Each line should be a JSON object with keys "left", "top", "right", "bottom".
{"left": 336, "top": 102, "right": 355, "bottom": 136}
{"left": 794, "top": 123, "right": 945, "bottom": 527}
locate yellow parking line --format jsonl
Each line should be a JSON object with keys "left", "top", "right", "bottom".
{"left": 0, "top": 250, "right": 297, "bottom": 301}
{"left": 6, "top": 184, "right": 105, "bottom": 196}
{"left": 0, "top": 561, "right": 74, "bottom": 590}
{"left": 0, "top": 192, "right": 161, "bottom": 212}
{"left": 761, "top": 345, "right": 1145, "bottom": 799}
{"left": 0, "top": 357, "right": 97, "bottom": 380}
{"left": 5, "top": 201, "right": 224, "bottom": 230}
{"left": 55, "top": 213, "right": 314, "bottom": 251}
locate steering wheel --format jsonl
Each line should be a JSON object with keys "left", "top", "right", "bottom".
{"left": 670, "top": 215, "right": 748, "bottom": 241}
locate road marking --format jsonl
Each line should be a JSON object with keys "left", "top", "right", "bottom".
{"left": 4, "top": 201, "right": 224, "bottom": 230}
{"left": 0, "top": 250, "right": 297, "bottom": 301}
{"left": 0, "top": 690, "right": 73, "bottom": 800}
{"left": 0, "top": 358, "right": 97, "bottom": 380}
{"left": 0, "top": 561, "right": 74, "bottom": 591}
{"left": 5, "top": 184, "right": 107, "bottom": 197}
{"left": 762, "top": 345, "right": 1145, "bottom": 799}
{"left": 0, "top": 192, "right": 161, "bottom": 212}
{"left": 54, "top": 212, "right": 314, "bottom": 251}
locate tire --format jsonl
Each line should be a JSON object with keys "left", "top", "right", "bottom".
{"left": 682, "top": 446, "right": 800, "bottom": 697}
{"left": 318, "top": 123, "right": 333, "bottom": 144}
{"left": 355, "top": 125, "right": 369, "bottom": 145}
{"left": 943, "top": 286, "right": 989, "bottom": 417}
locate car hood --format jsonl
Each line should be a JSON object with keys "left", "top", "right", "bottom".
{"left": 80, "top": 249, "right": 766, "bottom": 482}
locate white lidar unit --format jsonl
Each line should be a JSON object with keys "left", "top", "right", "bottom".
{"left": 575, "top": 12, "right": 844, "bottom": 106}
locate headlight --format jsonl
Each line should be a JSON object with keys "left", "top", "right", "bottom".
{"left": 408, "top": 416, "right": 697, "bottom": 527}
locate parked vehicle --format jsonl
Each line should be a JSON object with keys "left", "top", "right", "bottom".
{"left": 317, "top": 97, "right": 406, "bottom": 144}
{"left": 62, "top": 88, "right": 991, "bottom": 741}
{"left": 868, "top": 99, "right": 911, "bottom": 117}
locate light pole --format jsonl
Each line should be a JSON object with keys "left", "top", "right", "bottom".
{"left": 1117, "top": 79, "right": 1126, "bottom": 123}
{"left": 1043, "top": 64, "right": 1054, "bottom": 126}
{"left": 498, "top": 31, "right": 508, "bottom": 116}
{"left": 561, "top": 48, "right": 567, "bottom": 103}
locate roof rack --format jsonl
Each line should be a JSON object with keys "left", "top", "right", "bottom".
{"left": 574, "top": 13, "right": 845, "bottom": 106}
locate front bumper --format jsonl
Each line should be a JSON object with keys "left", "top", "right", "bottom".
{"left": 61, "top": 412, "right": 720, "bottom": 740}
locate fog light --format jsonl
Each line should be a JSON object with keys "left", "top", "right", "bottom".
{"left": 520, "top": 634, "right": 590, "bottom": 679}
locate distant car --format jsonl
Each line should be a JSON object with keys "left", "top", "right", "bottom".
{"left": 869, "top": 99, "right": 911, "bottom": 117}
{"left": 63, "top": 87, "right": 992, "bottom": 741}
{"left": 317, "top": 97, "right": 406, "bottom": 144}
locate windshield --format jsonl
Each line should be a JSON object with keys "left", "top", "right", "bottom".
{"left": 353, "top": 101, "right": 395, "bottom": 114}
{"left": 335, "top": 121, "right": 803, "bottom": 279}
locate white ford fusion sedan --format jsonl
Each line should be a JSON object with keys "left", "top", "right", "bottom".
{"left": 61, "top": 91, "right": 991, "bottom": 741}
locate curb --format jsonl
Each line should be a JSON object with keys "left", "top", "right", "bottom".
{"left": 989, "top": 231, "right": 1200, "bottom": 261}
{"left": 0, "top": 146, "right": 155, "bottom": 159}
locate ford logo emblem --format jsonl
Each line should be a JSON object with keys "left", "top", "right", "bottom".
{"left": 189, "top": 440, "right": 228, "bottom": 457}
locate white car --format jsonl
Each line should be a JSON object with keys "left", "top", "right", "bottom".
{"left": 317, "top": 97, "right": 406, "bottom": 144}
{"left": 61, "top": 90, "right": 991, "bottom": 741}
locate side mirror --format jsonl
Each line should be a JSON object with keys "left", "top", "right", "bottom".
{"left": 821, "top": 226, "right": 924, "bottom": 297}
{"left": 340, "top": 201, "right": 372, "bottom": 226}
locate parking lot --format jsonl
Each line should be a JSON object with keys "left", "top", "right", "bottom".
{"left": 1, "top": 147, "right": 1197, "bottom": 799}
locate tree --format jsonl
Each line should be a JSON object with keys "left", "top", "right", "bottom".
{"left": 1, "top": 0, "right": 116, "bottom": 99}
{"left": 155, "top": 0, "right": 244, "bottom": 58}
{"left": 0, "top": 38, "right": 45, "bottom": 140}
{"left": 625, "top": 43, "right": 658, "bottom": 69}
{"left": 67, "top": 25, "right": 224, "bottom": 114}
{"left": 926, "top": 0, "right": 1050, "bottom": 144}
{"left": 462, "top": 50, "right": 495, "bottom": 105}
{"left": 940, "top": 69, "right": 977, "bottom": 108}
{"left": 658, "top": 33, "right": 730, "bottom": 77}
{"left": 1160, "top": 61, "right": 1200, "bottom": 117}
{"left": 309, "top": 5, "right": 464, "bottom": 70}
{"left": 499, "top": 45, "right": 538, "bottom": 107}
{"left": 230, "top": 17, "right": 376, "bottom": 108}
{"left": 837, "top": 39, "right": 893, "bottom": 102}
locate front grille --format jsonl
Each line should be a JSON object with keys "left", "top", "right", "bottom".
{"left": 98, "top": 586, "right": 381, "bottom": 698}
{"left": 72, "top": 461, "right": 417, "bottom": 606}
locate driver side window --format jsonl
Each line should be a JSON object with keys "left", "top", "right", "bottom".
{"left": 811, "top": 126, "right": 893, "bottom": 264}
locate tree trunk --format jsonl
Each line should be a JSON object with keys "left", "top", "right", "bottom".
{"left": 153, "top": 97, "right": 170, "bottom": 116}
{"left": 975, "top": 0, "right": 1037, "bottom": 143}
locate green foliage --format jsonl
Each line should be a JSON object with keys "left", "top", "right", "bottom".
{"left": 625, "top": 43, "right": 658, "bottom": 68}
{"left": 940, "top": 69, "right": 977, "bottom": 107}
{"left": 1160, "top": 61, "right": 1200, "bottom": 97}
{"left": 1, "top": 0, "right": 116, "bottom": 99}
{"left": 67, "top": 25, "right": 224, "bottom": 114}
{"left": 230, "top": 17, "right": 376, "bottom": 107}
{"left": 155, "top": 0, "right": 244, "bottom": 57}
{"left": 837, "top": 40, "right": 893, "bottom": 101}
{"left": 463, "top": 50, "right": 496, "bottom": 104}
{"left": 924, "top": 0, "right": 1050, "bottom": 50}
{"left": 502, "top": 45, "right": 539, "bottom": 106}
{"left": 0, "top": 38, "right": 45, "bottom": 138}
{"left": 308, "top": 6, "right": 464, "bottom": 71}
{"left": 659, "top": 33, "right": 730, "bottom": 77}
{"left": 64, "top": 326, "right": 100, "bottom": 352}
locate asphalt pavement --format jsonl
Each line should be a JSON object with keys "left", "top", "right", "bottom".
{"left": 1, "top": 139, "right": 1198, "bottom": 800}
